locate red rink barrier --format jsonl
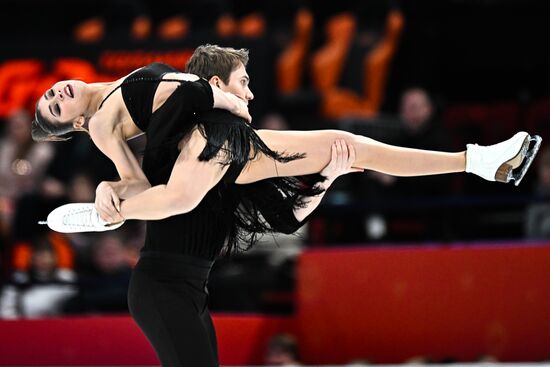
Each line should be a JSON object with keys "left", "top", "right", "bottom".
{"left": 1, "top": 242, "right": 549, "bottom": 365}
{"left": 296, "top": 242, "right": 550, "bottom": 364}
{"left": 0, "top": 314, "right": 294, "bottom": 366}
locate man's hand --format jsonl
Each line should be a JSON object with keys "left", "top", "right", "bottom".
{"left": 95, "top": 181, "right": 125, "bottom": 223}
{"left": 292, "top": 139, "right": 364, "bottom": 222}
{"left": 320, "top": 139, "right": 364, "bottom": 186}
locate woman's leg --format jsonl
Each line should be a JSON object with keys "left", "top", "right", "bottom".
{"left": 236, "top": 129, "right": 465, "bottom": 184}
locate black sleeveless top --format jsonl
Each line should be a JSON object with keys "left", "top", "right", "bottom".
{"left": 114, "top": 63, "right": 323, "bottom": 259}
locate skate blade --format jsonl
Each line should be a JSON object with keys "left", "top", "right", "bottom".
{"left": 511, "top": 135, "right": 542, "bottom": 186}
{"left": 495, "top": 135, "right": 531, "bottom": 183}
{"left": 507, "top": 135, "right": 530, "bottom": 169}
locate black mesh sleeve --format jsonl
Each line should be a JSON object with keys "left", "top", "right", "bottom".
{"left": 254, "top": 181, "right": 304, "bottom": 234}
{"left": 247, "top": 174, "right": 326, "bottom": 235}
{"left": 177, "top": 78, "right": 214, "bottom": 112}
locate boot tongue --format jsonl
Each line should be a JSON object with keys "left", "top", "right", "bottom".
{"left": 91, "top": 208, "right": 109, "bottom": 227}
{"left": 465, "top": 144, "right": 479, "bottom": 174}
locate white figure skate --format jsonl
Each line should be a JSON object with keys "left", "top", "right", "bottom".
{"left": 466, "top": 131, "right": 542, "bottom": 186}
{"left": 39, "top": 203, "right": 125, "bottom": 233}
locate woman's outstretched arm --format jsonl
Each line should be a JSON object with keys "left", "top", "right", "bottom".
{"left": 235, "top": 129, "right": 465, "bottom": 184}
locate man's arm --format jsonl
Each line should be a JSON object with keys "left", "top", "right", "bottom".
{"left": 95, "top": 77, "right": 248, "bottom": 222}
{"left": 115, "top": 129, "right": 229, "bottom": 221}
{"left": 107, "top": 139, "right": 356, "bottom": 224}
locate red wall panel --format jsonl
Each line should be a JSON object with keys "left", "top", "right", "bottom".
{"left": 296, "top": 243, "right": 550, "bottom": 364}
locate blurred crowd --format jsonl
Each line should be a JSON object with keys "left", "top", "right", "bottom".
{"left": 260, "top": 332, "right": 504, "bottom": 365}
{"left": 0, "top": 0, "right": 549, "bottom": 320}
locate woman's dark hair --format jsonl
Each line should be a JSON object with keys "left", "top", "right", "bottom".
{"left": 31, "top": 102, "right": 74, "bottom": 142}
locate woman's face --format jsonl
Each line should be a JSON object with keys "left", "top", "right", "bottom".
{"left": 36, "top": 79, "right": 88, "bottom": 124}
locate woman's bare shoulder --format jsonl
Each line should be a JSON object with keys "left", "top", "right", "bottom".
{"left": 162, "top": 72, "right": 200, "bottom": 82}
{"left": 89, "top": 107, "right": 120, "bottom": 137}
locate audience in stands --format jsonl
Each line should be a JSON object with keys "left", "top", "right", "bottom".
{"left": 354, "top": 87, "right": 454, "bottom": 242}
{"left": 346, "top": 360, "right": 371, "bottom": 366}
{"left": 62, "top": 233, "right": 132, "bottom": 314}
{"left": 365, "top": 87, "right": 451, "bottom": 196}
{"left": 393, "top": 87, "right": 452, "bottom": 193}
{"left": 0, "top": 109, "right": 54, "bottom": 237}
{"left": 264, "top": 333, "right": 302, "bottom": 366}
{"left": 0, "top": 234, "right": 76, "bottom": 319}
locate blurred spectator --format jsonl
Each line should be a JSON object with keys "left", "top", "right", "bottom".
{"left": 62, "top": 233, "right": 132, "bottom": 314}
{"left": 370, "top": 87, "right": 452, "bottom": 196}
{"left": 476, "top": 354, "right": 499, "bottom": 363}
{"left": 258, "top": 112, "right": 291, "bottom": 130}
{"left": 525, "top": 147, "right": 550, "bottom": 239}
{"left": 404, "top": 355, "right": 433, "bottom": 364}
{"left": 119, "top": 222, "right": 146, "bottom": 267}
{"left": 397, "top": 88, "right": 451, "bottom": 160}
{"left": 400, "top": 88, "right": 434, "bottom": 133}
{"left": 66, "top": 170, "right": 97, "bottom": 203}
{"left": 0, "top": 109, "right": 54, "bottom": 235}
{"left": 11, "top": 169, "right": 99, "bottom": 245}
{"left": 0, "top": 234, "right": 76, "bottom": 319}
{"left": 346, "top": 360, "right": 371, "bottom": 366}
{"left": 354, "top": 88, "right": 454, "bottom": 242}
{"left": 264, "top": 333, "right": 302, "bottom": 366}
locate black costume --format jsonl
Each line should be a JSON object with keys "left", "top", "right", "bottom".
{"left": 102, "top": 63, "right": 322, "bottom": 366}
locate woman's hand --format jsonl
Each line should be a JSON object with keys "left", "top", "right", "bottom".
{"left": 95, "top": 181, "right": 125, "bottom": 223}
{"left": 320, "top": 139, "right": 364, "bottom": 186}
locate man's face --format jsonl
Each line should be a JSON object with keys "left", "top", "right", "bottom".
{"left": 219, "top": 63, "right": 254, "bottom": 103}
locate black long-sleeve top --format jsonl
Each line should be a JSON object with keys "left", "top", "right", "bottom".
{"left": 115, "top": 63, "right": 322, "bottom": 259}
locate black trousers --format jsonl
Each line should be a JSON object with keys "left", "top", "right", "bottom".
{"left": 128, "top": 251, "right": 218, "bottom": 367}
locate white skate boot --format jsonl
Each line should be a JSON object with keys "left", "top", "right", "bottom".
{"left": 466, "top": 131, "right": 542, "bottom": 186}
{"left": 39, "top": 203, "right": 125, "bottom": 233}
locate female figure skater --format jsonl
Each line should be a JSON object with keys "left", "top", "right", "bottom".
{"left": 35, "top": 45, "right": 540, "bottom": 367}
{"left": 36, "top": 58, "right": 360, "bottom": 366}
{"left": 35, "top": 45, "right": 540, "bottom": 226}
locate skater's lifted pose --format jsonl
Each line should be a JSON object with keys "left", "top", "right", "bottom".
{"left": 35, "top": 45, "right": 542, "bottom": 231}
{"left": 35, "top": 44, "right": 542, "bottom": 367}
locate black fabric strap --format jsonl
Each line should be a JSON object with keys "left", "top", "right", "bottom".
{"left": 98, "top": 77, "right": 192, "bottom": 110}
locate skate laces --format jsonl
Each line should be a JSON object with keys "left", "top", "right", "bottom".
{"left": 62, "top": 207, "right": 97, "bottom": 228}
